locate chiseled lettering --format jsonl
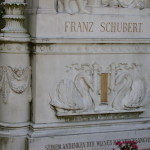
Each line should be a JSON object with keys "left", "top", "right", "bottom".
{"left": 63, "top": 142, "right": 86, "bottom": 149}
{"left": 89, "top": 22, "right": 94, "bottom": 32}
{"left": 138, "top": 23, "right": 143, "bottom": 32}
{"left": 65, "top": 21, "right": 94, "bottom": 33}
{"left": 87, "top": 141, "right": 95, "bottom": 147}
{"left": 133, "top": 23, "right": 138, "bottom": 32}
{"left": 83, "top": 22, "right": 89, "bottom": 32}
{"left": 128, "top": 23, "right": 133, "bottom": 32}
{"left": 77, "top": 22, "right": 82, "bottom": 32}
{"left": 65, "top": 21, "right": 70, "bottom": 32}
{"left": 100, "top": 22, "right": 106, "bottom": 32}
{"left": 71, "top": 22, "right": 77, "bottom": 32}
{"left": 65, "top": 21, "right": 143, "bottom": 33}
{"left": 111, "top": 22, "right": 116, "bottom": 32}
{"left": 45, "top": 144, "right": 61, "bottom": 150}
{"left": 106, "top": 22, "right": 111, "bottom": 32}
{"left": 123, "top": 23, "right": 128, "bottom": 32}
{"left": 117, "top": 22, "right": 122, "bottom": 32}
{"left": 97, "top": 140, "right": 112, "bottom": 146}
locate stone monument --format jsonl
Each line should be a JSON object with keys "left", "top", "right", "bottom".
{"left": 0, "top": 0, "right": 150, "bottom": 150}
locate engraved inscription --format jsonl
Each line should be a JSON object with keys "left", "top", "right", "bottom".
{"left": 100, "top": 22, "right": 143, "bottom": 33}
{"left": 64, "top": 21, "right": 143, "bottom": 33}
{"left": 65, "top": 21, "right": 94, "bottom": 32}
{"left": 44, "top": 137, "right": 150, "bottom": 150}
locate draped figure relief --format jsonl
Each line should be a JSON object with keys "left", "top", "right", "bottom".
{"left": 57, "top": 0, "right": 145, "bottom": 14}
{"left": 102, "top": 0, "right": 144, "bottom": 9}
{"left": 58, "top": 0, "right": 89, "bottom": 14}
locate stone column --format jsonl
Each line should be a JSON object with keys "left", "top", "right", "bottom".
{"left": 0, "top": 0, "right": 31, "bottom": 124}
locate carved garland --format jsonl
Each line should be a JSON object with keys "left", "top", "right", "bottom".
{"left": 0, "top": 66, "right": 31, "bottom": 104}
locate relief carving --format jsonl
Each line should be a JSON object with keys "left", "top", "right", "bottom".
{"left": 58, "top": 0, "right": 89, "bottom": 14}
{"left": 112, "top": 63, "right": 146, "bottom": 109}
{"left": 0, "top": 66, "right": 31, "bottom": 104}
{"left": 102, "top": 0, "right": 144, "bottom": 9}
{"left": 50, "top": 63, "right": 148, "bottom": 116}
{"left": 57, "top": 0, "right": 145, "bottom": 14}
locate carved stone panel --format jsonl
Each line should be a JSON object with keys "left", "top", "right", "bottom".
{"left": 50, "top": 63, "right": 148, "bottom": 117}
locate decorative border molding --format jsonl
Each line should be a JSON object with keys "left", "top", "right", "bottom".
{"left": 33, "top": 43, "right": 150, "bottom": 54}
{"left": 0, "top": 43, "right": 30, "bottom": 53}
{"left": 29, "top": 118, "right": 150, "bottom": 137}
{"left": 31, "top": 38, "right": 150, "bottom": 44}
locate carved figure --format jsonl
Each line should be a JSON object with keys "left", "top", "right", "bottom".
{"left": 102, "top": 0, "right": 144, "bottom": 9}
{"left": 118, "top": 0, "right": 144, "bottom": 9}
{"left": 58, "top": 0, "right": 89, "bottom": 14}
{"left": 102, "top": 0, "right": 119, "bottom": 7}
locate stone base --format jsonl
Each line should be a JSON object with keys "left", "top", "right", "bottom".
{"left": 28, "top": 118, "right": 150, "bottom": 150}
{"left": 1, "top": 119, "right": 150, "bottom": 150}
{"left": 0, "top": 137, "right": 27, "bottom": 150}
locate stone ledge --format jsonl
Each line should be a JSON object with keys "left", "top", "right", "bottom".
{"left": 31, "top": 38, "right": 150, "bottom": 44}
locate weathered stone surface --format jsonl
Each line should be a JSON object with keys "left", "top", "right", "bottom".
{"left": 29, "top": 129, "right": 150, "bottom": 150}
{"left": 1, "top": 0, "right": 150, "bottom": 150}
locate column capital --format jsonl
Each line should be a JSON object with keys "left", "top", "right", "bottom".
{"left": 0, "top": 0, "right": 30, "bottom": 42}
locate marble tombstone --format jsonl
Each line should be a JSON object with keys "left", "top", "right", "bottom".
{"left": 0, "top": 0, "right": 150, "bottom": 150}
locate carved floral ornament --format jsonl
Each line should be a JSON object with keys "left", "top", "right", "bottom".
{"left": 0, "top": 66, "right": 32, "bottom": 104}
{"left": 50, "top": 63, "right": 149, "bottom": 116}
{"left": 58, "top": 0, "right": 145, "bottom": 14}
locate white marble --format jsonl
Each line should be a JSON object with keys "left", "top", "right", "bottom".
{"left": 32, "top": 44, "right": 150, "bottom": 123}
{"left": 1, "top": 0, "right": 150, "bottom": 150}
{"left": 29, "top": 128, "right": 150, "bottom": 150}
{"left": 33, "top": 13, "right": 150, "bottom": 39}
